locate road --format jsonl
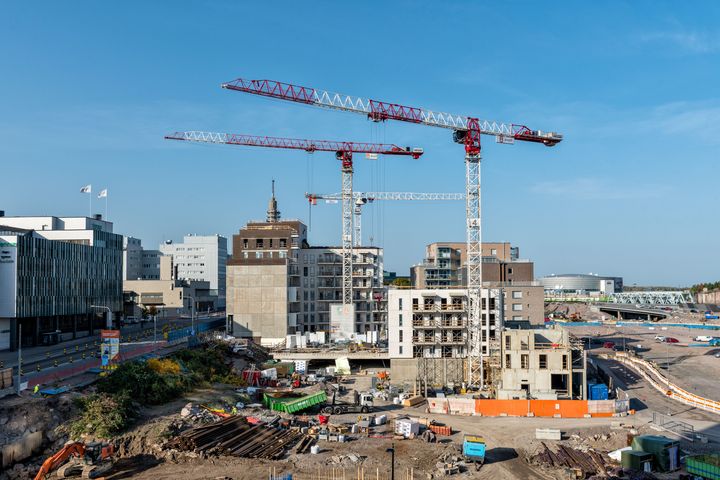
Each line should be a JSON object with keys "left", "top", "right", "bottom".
{"left": 594, "top": 356, "right": 720, "bottom": 439}
{"left": 0, "top": 314, "right": 224, "bottom": 374}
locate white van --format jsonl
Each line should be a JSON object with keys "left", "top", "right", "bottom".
{"left": 694, "top": 335, "right": 714, "bottom": 342}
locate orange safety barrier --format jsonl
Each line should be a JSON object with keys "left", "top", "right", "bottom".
{"left": 473, "top": 399, "right": 615, "bottom": 418}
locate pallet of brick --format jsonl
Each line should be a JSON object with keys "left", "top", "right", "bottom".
{"left": 429, "top": 424, "right": 452, "bottom": 436}
{"left": 0, "top": 368, "right": 12, "bottom": 389}
{"left": 402, "top": 395, "right": 425, "bottom": 407}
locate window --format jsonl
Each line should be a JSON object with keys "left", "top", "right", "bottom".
{"left": 512, "top": 291, "right": 522, "bottom": 299}
{"left": 505, "top": 354, "right": 511, "bottom": 368}
{"left": 399, "top": 346, "right": 403, "bottom": 355}
{"left": 398, "top": 314, "right": 403, "bottom": 327}
{"left": 399, "top": 330, "right": 403, "bottom": 342}
{"left": 255, "top": 252, "right": 263, "bottom": 259}
{"left": 508, "top": 268, "right": 513, "bottom": 274}
{"left": 521, "top": 354, "right": 529, "bottom": 369}
{"left": 256, "top": 239, "right": 264, "bottom": 248}
{"left": 512, "top": 315, "right": 523, "bottom": 320}
{"left": 505, "top": 336, "right": 511, "bottom": 350}
{"left": 491, "top": 248, "right": 497, "bottom": 255}
{"left": 562, "top": 354, "right": 568, "bottom": 370}
{"left": 399, "top": 298, "right": 403, "bottom": 309}
{"left": 303, "top": 267, "right": 308, "bottom": 277}
{"left": 512, "top": 304, "right": 523, "bottom": 311}
{"left": 539, "top": 354, "right": 547, "bottom": 369}
{"left": 280, "top": 238, "right": 287, "bottom": 248}
{"left": 279, "top": 251, "right": 287, "bottom": 258}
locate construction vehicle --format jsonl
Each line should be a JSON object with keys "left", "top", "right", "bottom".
{"left": 462, "top": 435, "right": 486, "bottom": 471}
{"left": 321, "top": 390, "right": 373, "bottom": 414}
{"left": 35, "top": 441, "right": 115, "bottom": 479}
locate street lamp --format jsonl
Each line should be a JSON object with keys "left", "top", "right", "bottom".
{"left": 386, "top": 443, "right": 395, "bottom": 480}
{"left": 90, "top": 305, "right": 113, "bottom": 330}
{"left": 185, "top": 296, "right": 196, "bottom": 335}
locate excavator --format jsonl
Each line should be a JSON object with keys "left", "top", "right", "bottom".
{"left": 34, "top": 441, "right": 115, "bottom": 479}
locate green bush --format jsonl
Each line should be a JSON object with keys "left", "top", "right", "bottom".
{"left": 97, "top": 360, "right": 192, "bottom": 405}
{"left": 70, "top": 393, "right": 134, "bottom": 438}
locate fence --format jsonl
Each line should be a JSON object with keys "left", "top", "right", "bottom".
{"left": 652, "top": 412, "right": 695, "bottom": 441}
{"left": 427, "top": 398, "right": 618, "bottom": 418}
{"left": 613, "top": 353, "right": 720, "bottom": 416}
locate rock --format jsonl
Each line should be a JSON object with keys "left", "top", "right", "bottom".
{"left": 0, "top": 416, "right": 8, "bottom": 425}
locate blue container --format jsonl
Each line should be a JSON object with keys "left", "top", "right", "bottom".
{"left": 588, "top": 383, "right": 609, "bottom": 400}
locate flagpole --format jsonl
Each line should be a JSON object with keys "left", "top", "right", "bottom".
{"left": 105, "top": 195, "right": 108, "bottom": 220}
{"left": 89, "top": 191, "right": 92, "bottom": 217}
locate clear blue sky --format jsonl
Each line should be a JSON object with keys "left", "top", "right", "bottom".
{"left": 2, "top": 1, "right": 718, "bottom": 286}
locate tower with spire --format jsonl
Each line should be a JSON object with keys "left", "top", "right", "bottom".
{"left": 266, "top": 179, "right": 280, "bottom": 223}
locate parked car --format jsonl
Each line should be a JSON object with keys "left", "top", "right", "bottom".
{"left": 664, "top": 337, "right": 679, "bottom": 343}
{"left": 612, "top": 345, "right": 624, "bottom": 352}
{"left": 694, "top": 335, "right": 714, "bottom": 342}
{"left": 689, "top": 309, "right": 699, "bottom": 313}
{"left": 654, "top": 336, "right": 666, "bottom": 342}
{"left": 603, "top": 341, "right": 615, "bottom": 349}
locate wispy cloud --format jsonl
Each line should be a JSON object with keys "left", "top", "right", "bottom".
{"left": 530, "top": 177, "right": 670, "bottom": 200}
{"left": 638, "top": 30, "right": 720, "bottom": 53}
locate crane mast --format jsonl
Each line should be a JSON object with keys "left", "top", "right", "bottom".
{"left": 221, "top": 77, "right": 561, "bottom": 389}
{"left": 306, "top": 192, "right": 465, "bottom": 246}
{"left": 165, "top": 131, "right": 422, "bottom": 324}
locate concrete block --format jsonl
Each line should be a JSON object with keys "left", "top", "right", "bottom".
{"left": 1, "top": 431, "right": 43, "bottom": 467}
{"left": 535, "top": 428, "right": 562, "bottom": 440}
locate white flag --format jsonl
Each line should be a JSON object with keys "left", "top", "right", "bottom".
{"left": 98, "top": 189, "right": 108, "bottom": 198}
{"left": 80, "top": 184, "right": 92, "bottom": 193}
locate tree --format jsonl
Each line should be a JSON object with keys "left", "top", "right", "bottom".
{"left": 391, "top": 278, "right": 411, "bottom": 287}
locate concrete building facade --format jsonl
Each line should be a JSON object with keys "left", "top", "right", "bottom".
{"left": 160, "top": 234, "right": 227, "bottom": 308}
{"left": 226, "top": 191, "right": 386, "bottom": 345}
{"left": 0, "top": 215, "right": 123, "bottom": 350}
{"left": 498, "top": 326, "right": 587, "bottom": 400}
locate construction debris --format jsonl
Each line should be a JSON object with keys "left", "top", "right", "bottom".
{"left": 166, "top": 415, "right": 308, "bottom": 460}
{"left": 529, "top": 442, "right": 610, "bottom": 478}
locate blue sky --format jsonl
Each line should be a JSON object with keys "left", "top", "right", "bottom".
{"left": 1, "top": 1, "right": 718, "bottom": 286}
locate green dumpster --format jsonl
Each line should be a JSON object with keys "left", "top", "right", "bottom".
{"left": 687, "top": 454, "right": 720, "bottom": 480}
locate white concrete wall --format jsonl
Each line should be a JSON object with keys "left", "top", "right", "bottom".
{"left": 388, "top": 289, "right": 415, "bottom": 358}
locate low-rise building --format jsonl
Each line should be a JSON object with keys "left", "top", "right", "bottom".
{"left": 539, "top": 273, "right": 623, "bottom": 294}
{"left": 0, "top": 214, "right": 123, "bottom": 350}
{"left": 123, "top": 255, "right": 213, "bottom": 316}
{"left": 498, "top": 326, "right": 587, "bottom": 400}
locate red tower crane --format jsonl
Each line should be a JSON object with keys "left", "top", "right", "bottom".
{"left": 164, "top": 131, "right": 423, "bottom": 311}
{"left": 220, "top": 77, "right": 562, "bottom": 388}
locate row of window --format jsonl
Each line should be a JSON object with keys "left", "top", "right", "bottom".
{"left": 504, "top": 353, "right": 568, "bottom": 370}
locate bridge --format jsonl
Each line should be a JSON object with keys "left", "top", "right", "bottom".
{"left": 607, "top": 291, "right": 693, "bottom": 306}
{"left": 594, "top": 303, "right": 670, "bottom": 321}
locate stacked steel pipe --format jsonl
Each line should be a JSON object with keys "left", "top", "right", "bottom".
{"left": 167, "top": 416, "right": 306, "bottom": 460}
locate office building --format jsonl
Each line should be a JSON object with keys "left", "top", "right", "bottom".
{"left": 123, "top": 236, "right": 163, "bottom": 280}
{"left": 0, "top": 214, "right": 123, "bottom": 351}
{"left": 160, "top": 234, "right": 228, "bottom": 308}
{"left": 123, "top": 255, "right": 213, "bottom": 315}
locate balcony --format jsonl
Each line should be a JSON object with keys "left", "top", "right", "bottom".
{"left": 412, "top": 303, "right": 466, "bottom": 312}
